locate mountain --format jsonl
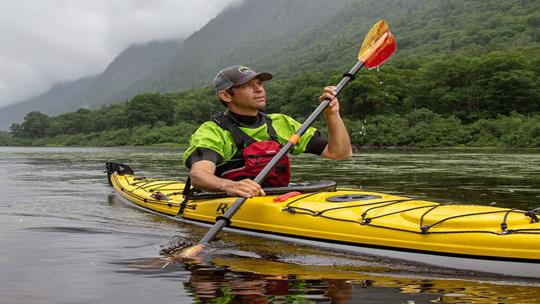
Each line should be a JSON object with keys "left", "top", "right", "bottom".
{"left": 2, "top": 0, "right": 538, "bottom": 130}
{"left": 0, "top": 76, "right": 96, "bottom": 130}
{"left": 0, "top": 0, "right": 354, "bottom": 129}
{"left": 73, "top": 39, "right": 180, "bottom": 108}
{"left": 0, "top": 39, "right": 179, "bottom": 129}
{"left": 255, "top": 0, "right": 540, "bottom": 76}
{"left": 110, "top": 0, "right": 356, "bottom": 98}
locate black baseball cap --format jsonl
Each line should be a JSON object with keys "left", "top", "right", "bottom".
{"left": 214, "top": 65, "right": 273, "bottom": 92}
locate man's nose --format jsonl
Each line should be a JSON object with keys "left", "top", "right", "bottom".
{"left": 253, "top": 83, "right": 263, "bottom": 92}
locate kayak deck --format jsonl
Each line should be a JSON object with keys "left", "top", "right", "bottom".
{"left": 106, "top": 162, "right": 540, "bottom": 277}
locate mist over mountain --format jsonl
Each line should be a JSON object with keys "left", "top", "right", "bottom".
{"left": 127, "top": 0, "right": 354, "bottom": 94}
{"left": 0, "top": 0, "right": 353, "bottom": 129}
{"left": 0, "top": 76, "right": 97, "bottom": 130}
{"left": 0, "top": 39, "right": 179, "bottom": 129}
{"left": 73, "top": 39, "right": 180, "bottom": 108}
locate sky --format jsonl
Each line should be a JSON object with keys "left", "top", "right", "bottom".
{"left": 0, "top": 0, "right": 240, "bottom": 108}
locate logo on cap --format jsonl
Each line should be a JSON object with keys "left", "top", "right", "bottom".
{"left": 239, "top": 66, "right": 255, "bottom": 74}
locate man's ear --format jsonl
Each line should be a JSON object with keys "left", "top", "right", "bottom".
{"left": 217, "top": 90, "right": 232, "bottom": 103}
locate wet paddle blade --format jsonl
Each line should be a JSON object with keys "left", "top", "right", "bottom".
{"left": 357, "top": 20, "right": 396, "bottom": 68}
{"left": 176, "top": 243, "right": 206, "bottom": 259}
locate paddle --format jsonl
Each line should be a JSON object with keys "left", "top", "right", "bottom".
{"left": 179, "top": 20, "right": 396, "bottom": 258}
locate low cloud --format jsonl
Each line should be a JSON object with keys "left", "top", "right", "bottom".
{"left": 0, "top": 0, "right": 241, "bottom": 108}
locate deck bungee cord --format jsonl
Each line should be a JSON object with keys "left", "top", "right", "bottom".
{"left": 115, "top": 173, "right": 540, "bottom": 237}
{"left": 282, "top": 193, "right": 540, "bottom": 235}
{"left": 106, "top": 163, "right": 540, "bottom": 277}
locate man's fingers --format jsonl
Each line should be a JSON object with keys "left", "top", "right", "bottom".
{"left": 320, "top": 86, "right": 337, "bottom": 103}
{"left": 234, "top": 179, "right": 265, "bottom": 197}
{"left": 324, "top": 86, "right": 336, "bottom": 92}
{"left": 235, "top": 190, "right": 252, "bottom": 198}
{"left": 227, "top": 187, "right": 248, "bottom": 197}
{"left": 320, "top": 92, "right": 335, "bottom": 101}
{"left": 242, "top": 179, "right": 260, "bottom": 187}
{"left": 242, "top": 179, "right": 265, "bottom": 193}
{"left": 323, "top": 86, "right": 337, "bottom": 95}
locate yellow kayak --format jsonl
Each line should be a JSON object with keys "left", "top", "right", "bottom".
{"left": 105, "top": 162, "right": 540, "bottom": 278}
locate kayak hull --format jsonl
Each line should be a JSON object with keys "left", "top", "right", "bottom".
{"left": 107, "top": 163, "right": 540, "bottom": 278}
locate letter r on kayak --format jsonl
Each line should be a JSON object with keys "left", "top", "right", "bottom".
{"left": 216, "top": 203, "right": 229, "bottom": 214}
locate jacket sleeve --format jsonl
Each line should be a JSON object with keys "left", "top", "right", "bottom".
{"left": 182, "top": 121, "right": 235, "bottom": 168}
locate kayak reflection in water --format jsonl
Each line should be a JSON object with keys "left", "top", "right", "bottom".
{"left": 179, "top": 256, "right": 540, "bottom": 304}
{"left": 183, "top": 262, "right": 354, "bottom": 304}
{"left": 182, "top": 65, "right": 352, "bottom": 198}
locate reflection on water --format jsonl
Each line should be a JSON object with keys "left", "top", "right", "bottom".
{"left": 122, "top": 253, "right": 540, "bottom": 304}
{"left": 1, "top": 147, "right": 540, "bottom": 303}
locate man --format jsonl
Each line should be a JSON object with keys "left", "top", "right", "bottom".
{"left": 183, "top": 65, "right": 352, "bottom": 198}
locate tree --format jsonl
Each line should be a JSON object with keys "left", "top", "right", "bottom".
{"left": 53, "top": 109, "right": 93, "bottom": 135}
{"left": 11, "top": 111, "right": 51, "bottom": 138}
{"left": 125, "top": 93, "right": 176, "bottom": 128}
{"left": 92, "top": 104, "right": 128, "bottom": 132}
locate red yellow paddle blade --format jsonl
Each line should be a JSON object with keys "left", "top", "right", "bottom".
{"left": 176, "top": 243, "right": 205, "bottom": 259}
{"left": 357, "top": 20, "right": 396, "bottom": 68}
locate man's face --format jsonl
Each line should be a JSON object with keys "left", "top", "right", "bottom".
{"left": 227, "top": 78, "right": 266, "bottom": 113}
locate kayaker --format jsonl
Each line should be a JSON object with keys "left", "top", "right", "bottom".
{"left": 183, "top": 65, "right": 352, "bottom": 198}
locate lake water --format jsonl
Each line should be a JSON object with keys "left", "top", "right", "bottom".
{"left": 1, "top": 146, "right": 540, "bottom": 303}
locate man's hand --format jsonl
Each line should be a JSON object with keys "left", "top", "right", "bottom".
{"left": 319, "top": 86, "right": 340, "bottom": 115}
{"left": 319, "top": 86, "right": 353, "bottom": 160}
{"left": 223, "top": 178, "right": 265, "bottom": 198}
{"left": 189, "top": 161, "right": 265, "bottom": 198}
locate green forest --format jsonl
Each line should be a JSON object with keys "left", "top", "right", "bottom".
{"left": 1, "top": 0, "right": 539, "bottom": 148}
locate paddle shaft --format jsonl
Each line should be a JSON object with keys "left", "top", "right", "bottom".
{"left": 198, "top": 60, "right": 366, "bottom": 245}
